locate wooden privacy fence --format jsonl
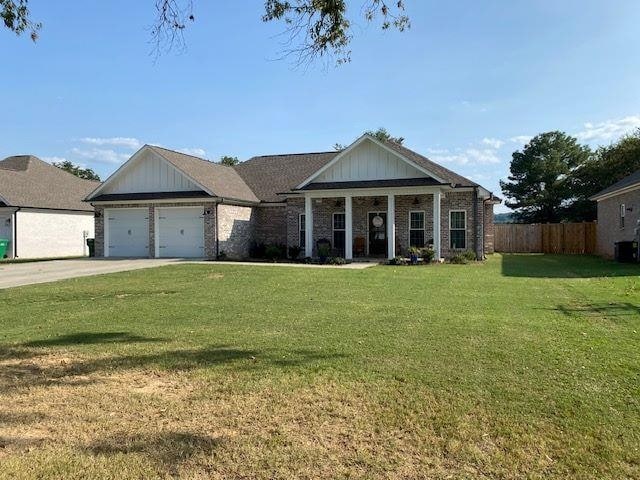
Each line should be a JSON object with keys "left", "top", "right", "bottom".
{"left": 494, "top": 222, "right": 597, "bottom": 254}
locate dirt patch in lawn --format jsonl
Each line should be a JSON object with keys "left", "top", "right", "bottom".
{"left": 0, "top": 351, "right": 578, "bottom": 479}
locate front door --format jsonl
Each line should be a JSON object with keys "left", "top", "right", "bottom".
{"left": 368, "top": 212, "right": 387, "bottom": 256}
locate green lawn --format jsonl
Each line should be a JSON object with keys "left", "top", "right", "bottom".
{"left": 0, "top": 255, "right": 638, "bottom": 479}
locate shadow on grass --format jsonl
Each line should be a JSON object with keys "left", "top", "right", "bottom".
{"left": 553, "top": 302, "right": 640, "bottom": 320}
{"left": 500, "top": 254, "right": 640, "bottom": 278}
{"left": 23, "top": 331, "right": 165, "bottom": 348}
{"left": 87, "top": 431, "right": 221, "bottom": 476}
{"left": 0, "top": 343, "right": 348, "bottom": 393}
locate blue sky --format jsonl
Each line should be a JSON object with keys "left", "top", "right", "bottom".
{"left": 2, "top": 0, "right": 640, "bottom": 212}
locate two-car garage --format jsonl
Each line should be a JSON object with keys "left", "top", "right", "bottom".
{"left": 105, "top": 207, "right": 204, "bottom": 258}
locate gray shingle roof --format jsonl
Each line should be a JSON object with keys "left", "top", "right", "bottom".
{"left": 383, "top": 141, "right": 478, "bottom": 188}
{"left": 234, "top": 151, "right": 338, "bottom": 202}
{"left": 590, "top": 169, "right": 640, "bottom": 200}
{"left": 148, "top": 146, "right": 259, "bottom": 203}
{"left": 0, "top": 155, "right": 99, "bottom": 211}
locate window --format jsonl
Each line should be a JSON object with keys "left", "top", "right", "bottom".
{"left": 333, "top": 213, "right": 346, "bottom": 256}
{"left": 450, "top": 210, "right": 467, "bottom": 249}
{"left": 299, "top": 214, "right": 306, "bottom": 248}
{"left": 409, "top": 211, "right": 425, "bottom": 248}
{"left": 620, "top": 204, "right": 626, "bottom": 229}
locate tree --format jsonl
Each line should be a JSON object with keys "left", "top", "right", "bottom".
{"left": 3, "top": 1, "right": 409, "bottom": 65}
{"left": 334, "top": 127, "right": 404, "bottom": 150}
{"left": 568, "top": 129, "right": 640, "bottom": 221}
{"left": 53, "top": 160, "right": 101, "bottom": 181}
{"left": 500, "top": 131, "right": 591, "bottom": 223}
{"left": 219, "top": 155, "right": 239, "bottom": 166}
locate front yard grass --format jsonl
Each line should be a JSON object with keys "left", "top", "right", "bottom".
{"left": 0, "top": 255, "right": 638, "bottom": 479}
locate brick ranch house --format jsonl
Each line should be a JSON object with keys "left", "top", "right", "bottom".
{"left": 86, "top": 135, "right": 500, "bottom": 261}
{"left": 590, "top": 168, "right": 640, "bottom": 259}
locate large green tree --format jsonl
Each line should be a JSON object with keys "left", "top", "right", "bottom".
{"left": 53, "top": 160, "right": 101, "bottom": 181}
{"left": 500, "top": 131, "right": 591, "bottom": 223}
{"left": 1, "top": 0, "right": 409, "bottom": 65}
{"left": 219, "top": 155, "right": 239, "bottom": 166}
{"left": 568, "top": 129, "right": 640, "bottom": 221}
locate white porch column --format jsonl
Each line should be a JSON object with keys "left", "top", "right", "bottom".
{"left": 304, "top": 195, "right": 313, "bottom": 258}
{"left": 345, "top": 195, "right": 353, "bottom": 260}
{"left": 387, "top": 194, "right": 396, "bottom": 259}
{"left": 433, "top": 190, "right": 442, "bottom": 260}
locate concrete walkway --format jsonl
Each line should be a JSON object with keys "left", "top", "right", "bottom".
{"left": 0, "top": 258, "right": 378, "bottom": 289}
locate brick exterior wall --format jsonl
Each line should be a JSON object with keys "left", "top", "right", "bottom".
{"left": 596, "top": 190, "right": 640, "bottom": 258}
{"left": 254, "top": 206, "right": 287, "bottom": 245}
{"left": 217, "top": 204, "right": 255, "bottom": 259}
{"left": 483, "top": 202, "right": 495, "bottom": 254}
{"left": 285, "top": 192, "right": 491, "bottom": 259}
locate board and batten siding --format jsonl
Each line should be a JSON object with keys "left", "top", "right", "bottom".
{"left": 104, "top": 151, "right": 201, "bottom": 194}
{"left": 315, "top": 139, "right": 426, "bottom": 182}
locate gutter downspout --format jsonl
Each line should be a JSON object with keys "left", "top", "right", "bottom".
{"left": 215, "top": 200, "right": 221, "bottom": 260}
{"left": 473, "top": 187, "right": 480, "bottom": 259}
{"left": 13, "top": 207, "right": 20, "bottom": 259}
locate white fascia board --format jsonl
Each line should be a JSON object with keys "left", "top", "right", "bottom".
{"left": 295, "top": 134, "right": 447, "bottom": 189}
{"left": 589, "top": 182, "right": 640, "bottom": 202}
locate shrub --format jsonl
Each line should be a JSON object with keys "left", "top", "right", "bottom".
{"left": 461, "top": 250, "right": 477, "bottom": 261}
{"left": 249, "top": 242, "right": 266, "bottom": 259}
{"left": 388, "top": 256, "right": 408, "bottom": 266}
{"left": 265, "top": 245, "right": 283, "bottom": 261}
{"left": 217, "top": 250, "right": 227, "bottom": 260}
{"left": 288, "top": 245, "right": 302, "bottom": 260}
{"left": 408, "top": 246, "right": 421, "bottom": 256}
{"left": 420, "top": 248, "right": 435, "bottom": 263}
{"left": 328, "top": 256, "right": 346, "bottom": 265}
{"left": 449, "top": 254, "right": 469, "bottom": 264}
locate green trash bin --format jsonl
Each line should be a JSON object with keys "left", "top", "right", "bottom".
{"left": 86, "top": 238, "right": 95, "bottom": 257}
{"left": 0, "top": 239, "right": 8, "bottom": 259}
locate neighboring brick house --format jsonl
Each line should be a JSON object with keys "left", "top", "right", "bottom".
{"left": 590, "top": 169, "right": 640, "bottom": 259}
{"left": 86, "top": 135, "right": 500, "bottom": 260}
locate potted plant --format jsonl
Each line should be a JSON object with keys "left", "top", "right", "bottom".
{"left": 408, "top": 246, "right": 420, "bottom": 265}
{"left": 316, "top": 238, "right": 331, "bottom": 264}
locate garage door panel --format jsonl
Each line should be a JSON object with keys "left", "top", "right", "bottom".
{"left": 157, "top": 207, "right": 204, "bottom": 258}
{"left": 106, "top": 209, "right": 149, "bottom": 257}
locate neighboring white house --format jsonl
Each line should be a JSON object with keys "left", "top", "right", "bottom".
{"left": 0, "top": 155, "right": 98, "bottom": 259}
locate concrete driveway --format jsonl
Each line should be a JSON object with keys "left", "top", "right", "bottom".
{"left": 0, "top": 258, "right": 181, "bottom": 289}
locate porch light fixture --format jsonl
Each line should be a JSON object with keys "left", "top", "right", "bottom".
{"left": 373, "top": 198, "right": 380, "bottom": 206}
{"left": 94, "top": 211, "right": 102, "bottom": 218}
{"left": 413, "top": 197, "right": 420, "bottom": 205}
{"left": 335, "top": 200, "right": 342, "bottom": 207}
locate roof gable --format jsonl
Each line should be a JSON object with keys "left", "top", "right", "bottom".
{"left": 87, "top": 146, "right": 259, "bottom": 203}
{"left": 296, "top": 135, "right": 447, "bottom": 189}
{"left": 0, "top": 155, "right": 98, "bottom": 211}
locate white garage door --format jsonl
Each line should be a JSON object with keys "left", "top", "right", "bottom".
{"left": 157, "top": 207, "right": 204, "bottom": 258}
{"left": 106, "top": 208, "right": 149, "bottom": 257}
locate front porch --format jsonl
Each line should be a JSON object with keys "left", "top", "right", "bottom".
{"left": 295, "top": 188, "right": 445, "bottom": 261}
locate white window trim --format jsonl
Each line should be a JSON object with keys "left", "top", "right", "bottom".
{"left": 333, "top": 212, "right": 346, "bottom": 252}
{"left": 620, "top": 203, "right": 626, "bottom": 229}
{"left": 299, "top": 213, "right": 306, "bottom": 248}
{"left": 409, "top": 210, "right": 426, "bottom": 248}
{"left": 449, "top": 209, "right": 467, "bottom": 250}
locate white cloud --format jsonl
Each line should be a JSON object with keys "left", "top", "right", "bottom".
{"left": 71, "top": 147, "right": 131, "bottom": 165}
{"left": 79, "top": 137, "right": 142, "bottom": 150}
{"left": 509, "top": 135, "right": 532, "bottom": 145}
{"left": 575, "top": 115, "right": 640, "bottom": 143}
{"left": 429, "top": 147, "right": 501, "bottom": 166}
{"left": 178, "top": 147, "right": 207, "bottom": 158}
{"left": 481, "top": 137, "right": 504, "bottom": 149}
